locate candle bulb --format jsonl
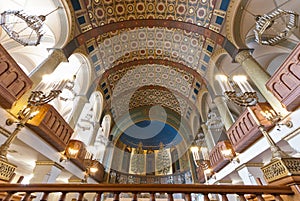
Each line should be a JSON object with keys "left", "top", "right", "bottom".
{"left": 201, "top": 147, "right": 209, "bottom": 160}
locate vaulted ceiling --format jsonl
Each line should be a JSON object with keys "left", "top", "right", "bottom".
{"left": 61, "top": 0, "right": 231, "bottom": 149}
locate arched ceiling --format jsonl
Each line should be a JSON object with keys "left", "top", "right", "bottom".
{"left": 63, "top": 0, "right": 232, "bottom": 148}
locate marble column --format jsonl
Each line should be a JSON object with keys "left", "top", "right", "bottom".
{"left": 30, "top": 161, "right": 63, "bottom": 200}
{"left": 213, "top": 96, "right": 235, "bottom": 130}
{"left": 201, "top": 124, "right": 215, "bottom": 150}
{"left": 235, "top": 50, "right": 288, "bottom": 116}
{"left": 236, "top": 163, "right": 266, "bottom": 185}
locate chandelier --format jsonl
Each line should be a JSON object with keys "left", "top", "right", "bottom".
{"left": 216, "top": 75, "right": 258, "bottom": 107}
{"left": 254, "top": 9, "right": 299, "bottom": 45}
{"left": 206, "top": 111, "right": 223, "bottom": 132}
{"left": 0, "top": 7, "right": 61, "bottom": 46}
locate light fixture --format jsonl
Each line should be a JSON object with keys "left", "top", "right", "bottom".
{"left": 0, "top": 7, "right": 62, "bottom": 46}
{"left": 206, "top": 111, "right": 223, "bottom": 132}
{"left": 221, "top": 148, "right": 240, "bottom": 164}
{"left": 254, "top": 9, "right": 299, "bottom": 46}
{"left": 0, "top": 88, "right": 61, "bottom": 181}
{"left": 260, "top": 109, "right": 293, "bottom": 130}
{"left": 190, "top": 144, "right": 213, "bottom": 184}
{"left": 216, "top": 74, "right": 258, "bottom": 107}
{"left": 82, "top": 157, "right": 99, "bottom": 183}
{"left": 60, "top": 139, "right": 85, "bottom": 162}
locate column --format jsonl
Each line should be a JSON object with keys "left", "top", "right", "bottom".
{"left": 213, "top": 96, "right": 235, "bottom": 130}
{"left": 235, "top": 50, "right": 288, "bottom": 116}
{"left": 201, "top": 124, "right": 215, "bottom": 150}
{"left": 236, "top": 163, "right": 266, "bottom": 185}
{"left": 10, "top": 49, "right": 68, "bottom": 116}
{"left": 30, "top": 161, "right": 63, "bottom": 200}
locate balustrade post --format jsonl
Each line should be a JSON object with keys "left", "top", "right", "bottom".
{"left": 167, "top": 193, "right": 174, "bottom": 201}
{"left": 274, "top": 195, "right": 284, "bottom": 201}
{"left": 95, "top": 193, "right": 102, "bottom": 201}
{"left": 256, "top": 194, "right": 265, "bottom": 201}
{"left": 132, "top": 192, "right": 138, "bottom": 201}
{"left": 113, "top": 192, "right": 120, "bottom": 201}
{"left": 59, "top": 192, "right": 67, "bottom": 201}
{"left": 150, "top": 192, "right": 156, "bottom": 201}
{"left": 238, "top": 194, "right": 247, "bottom": 201}
{"left": 203, "top": 194, "right": 210, "bottom": 201}
{"left": 184, "top": 193, "right": 191, "bottom": 201}
{"left": 21, "top": 192, "right": 31, "bottom": 201}
{"left": 78, "top": 192, "right": 84, "bottom": 201}
{"left": 4, "top": 192, "right": 12, "bottom": 201}
{"left": 41, "top": 192, "right": 49, "bottom": 201}
{"left": 221, "top": 194, "right": 229, "bottom": 201}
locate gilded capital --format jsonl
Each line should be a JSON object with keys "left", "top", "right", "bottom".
{"left": 50, "top": 49, "right": 68, "bottom": 63}
{"left": 235, "top": 50, "right": 252, "bottom": 64}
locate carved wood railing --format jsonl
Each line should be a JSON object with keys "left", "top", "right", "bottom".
{"left": 108, "top": 170, "right": 192, "bottom": 184}
{"left": 226, "top": 108, "right": 261, "bottom": 153}
{"left": 26, "top": 104, "right": 73, "bottom": 152}
{"left": 0, "top": 44, "right": 33, "bottom": 109}
{"left": 266, "top": 43, "right": 300, "bottom": 111}
{"left": 209, "top": 141, "right": 234, "bottom": 172}
{"left": 0, "top": 183, "right": 294, "bottom": 201}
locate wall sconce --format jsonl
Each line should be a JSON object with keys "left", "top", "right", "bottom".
{"left": 60, "top": 139, "right": 85, "bottom": 162}
{"left": 216, "top": 75, "right": 258, "bottom": 107}
{"left": 254, "top": 9, "right": 299, "bottom": 46}
{"left": 221, "top": 149, "right": 240, "bottom": 164}
{"left": 260, "top": 109, "right": 293, "bottom": 130}
{"left": 82, "top": 158, "right": 99, "bottom": 183}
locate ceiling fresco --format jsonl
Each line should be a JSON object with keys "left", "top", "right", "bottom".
{"left": 66, "top": 0, "right": 231, "bottom": 147}
{"left": 87, "top": 0, "right": 215, "bottom": 28}
{"left": 96, "top": 27, "right": 205, "bottom": 71}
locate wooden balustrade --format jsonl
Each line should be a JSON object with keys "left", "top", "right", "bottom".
{"left": 26, "top": 104, "right": 73, "bottom": 152}
{"left": 209, "top": 141, "right": 234, "bottom": 172}
{"left": 226, "top": 108, "right": 261, "bottom": 153}
{"left": 226, "top": 103, "right": 274, "bottom": 153}
{"left": 0, "top": 44, "right": 33, "bottom": 109}
{"left": 0, "top": 183, "right": 294, "bottom": 201}
{"left": 266, "top": 43, "right": 300, "bottom": 111}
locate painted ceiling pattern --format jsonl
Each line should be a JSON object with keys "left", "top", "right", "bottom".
{"left": 68, "top": 0, "right": 231, "bottom": 144}
{"left": 106, "top": 64, "right": 194, "bottom": 98}
{"left": 96, "top": 27, "right": 205, "bottom": 72}
{"left": 87, "top": 0, "right": 215, "bottom": 28}
{"left": 109, "top": 87, "right": 187, "bottom": 120}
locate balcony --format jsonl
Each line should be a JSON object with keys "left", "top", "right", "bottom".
{"left": 26, "top": 104, "right": 73, "bottom": 152}
{"left": 226, "top": 103, "right": 273, "bottom": 153}
{"left": 266, "top": 43, "right": 300, "bottom": 111}
{"left": 0, "top": 44, "right": 33, "bottom": 109}
{"left": 209, "top": 141, "right": 234, "bottom": 172}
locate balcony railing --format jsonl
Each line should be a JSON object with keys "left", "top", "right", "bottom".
{"left": 0, "top": 183, "right": 294, "bottom": 201}
{"left": 108, "top": 170, "right": 192, "bottom": 184}
{"left": 26, "top": 104, "right": 73, "bottom": 152}
{"left": 209, "top": 141, "right": 234, "bottom": 172}
{"left": 266, "top": 43, "right": 300, "bottom": 111}
{"left": 0, "top": 44, "right": 33, "bottom": 109}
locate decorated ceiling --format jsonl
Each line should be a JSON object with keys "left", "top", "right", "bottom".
{"left": 64, "top": 0, "right": 231, "bottom": 148}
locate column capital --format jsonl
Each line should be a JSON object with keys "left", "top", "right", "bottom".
{"left": 47, "top": 48, "right": 68, "bottom": 63}
{"left": 235, "top": 50, "right": 252, "bottom": 64}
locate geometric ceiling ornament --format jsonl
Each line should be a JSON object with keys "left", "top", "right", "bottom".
{"left": 254, "top": 9, "right": 299, "bottom": 45}
{"left": 0, "top": 7, "right": 61, "bottom": 46}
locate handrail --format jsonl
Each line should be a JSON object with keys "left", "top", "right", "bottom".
{"left": 0, "top": 183, "right": 294, "bottom": 200}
